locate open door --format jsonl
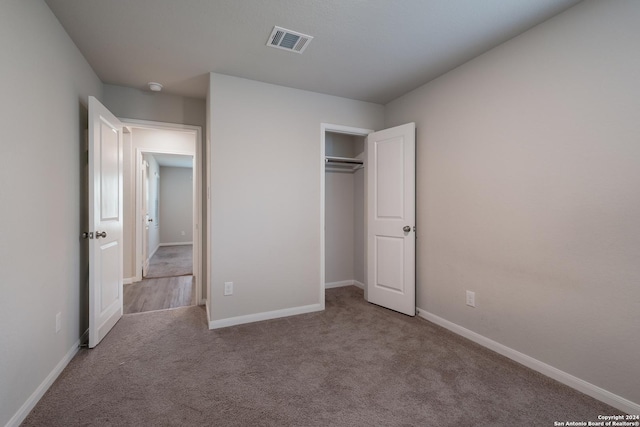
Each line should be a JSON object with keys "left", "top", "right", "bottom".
{"left": 366, "top": 123, "right": 416, "bottom": 316}
{"left": 141, "top": 158, "right": 150, "bottom": 277}
{"left": 88, "top": 96, "right": 124, "bottom": 348}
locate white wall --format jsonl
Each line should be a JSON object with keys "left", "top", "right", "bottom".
{"left": 325, "top": 171, "right": 355, "bottom": 283}
{"left": 209, "top": 73, "right": 384, "bottom": 322}
{"left": 385, "top": 0, "right": 640, "bottom": 408}
{"left": 0, "top": 1, "right": 103, "bottom": 425}
{"left": 160, "top": 166, "right": 193, "bottom": 244}
{"left": 353, "top": 166, "right": 365, "bottom": 284}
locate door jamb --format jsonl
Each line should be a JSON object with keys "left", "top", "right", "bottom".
{"left": 121, "top": 118, "right": 204, "bottom": 306}
{"left": 320, "top": 123, "right": 373, "bottom": 310}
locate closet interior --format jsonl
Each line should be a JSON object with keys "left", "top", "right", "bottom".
{"left": 325, "top": 131, "right": 367, "bottom": 288}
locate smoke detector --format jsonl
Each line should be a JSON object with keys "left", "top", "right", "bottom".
{"left": 267, "top": 26, "right": 313, "bottom": 54}
{"left": 148, "top": 82, "right": 163, "bottom": 92}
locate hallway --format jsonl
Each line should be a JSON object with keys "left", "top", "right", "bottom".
{"left": 123, "top": 245, "right": 195, "bottom": 314}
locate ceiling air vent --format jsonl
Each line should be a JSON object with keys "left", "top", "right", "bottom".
{"left": 267, "top": 26, "right": 313, "bottom": 54}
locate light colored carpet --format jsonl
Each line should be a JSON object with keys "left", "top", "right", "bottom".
{"left": 22, "top": 287, "right": 621, "bottom": 426}
{"left": 145, "top": 244, "right": 192, "bottom": 278}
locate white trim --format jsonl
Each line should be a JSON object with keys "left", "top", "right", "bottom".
{"left": 325, "top": 280, "right": 355, "bottom": 289}
{"left": 159, "top": 242, "right": 193, "bottom": 247}
{"left": 353, "top": 280, "right": 365, "bottom": 289}
{"left": 416, "top": 308, "right": 640, "bottom": 415}
{"left": 123, "top": 277, "right": 135, "bottom": 285}
{"left": 5, "top": 332, "right": 86, "bottom": 427}
{"left": 209, "top": 303, "right": 323, "bottom": 329}
{"left": 120, "top": 118, "right": 198, "bottom": 132}
{"left": 325, "top": 280, "right": 365, "bottom": 289}
{"left": 320, "top": 123, "right": 373, "bottom": 312}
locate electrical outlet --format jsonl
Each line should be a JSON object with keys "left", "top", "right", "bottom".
{"left": 466, "top": 291, "right": 475, "bottom": 308}
{"left": 224, "top": 281, "right": 233, "bottom": 296}
{"left": 181, "top": 230, "right": 185, "bottom": 236}
{"left": 55, "top": 312, "right": 62, "bottom": 333}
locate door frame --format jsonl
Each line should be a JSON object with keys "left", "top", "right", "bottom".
{"left": 320, "top": 123, "right": 373, "bottom": 309}
{"left": 122, "top": 118, "right": 204, "bottom": 306}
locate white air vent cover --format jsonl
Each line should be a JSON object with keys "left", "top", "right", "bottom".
{"left": 267, "top": 26, "right": 313, "bottom": 54}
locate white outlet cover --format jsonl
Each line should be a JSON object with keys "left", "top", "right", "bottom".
{"left": 466, "top": 291, "right": 475, "bottom": 307}
{"left": 224, "top": 281, "right": 233, "bottom": 296}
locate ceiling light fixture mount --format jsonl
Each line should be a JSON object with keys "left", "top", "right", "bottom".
{"left": 148, "top": 82, "right": 163, "bottom": 92}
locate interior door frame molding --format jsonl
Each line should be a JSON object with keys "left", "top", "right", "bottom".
{"left": 320, "top": 123, "right": 373, "bottom": 309}
{"left": 121, "top": 118, "right": 204, "bottom": 306}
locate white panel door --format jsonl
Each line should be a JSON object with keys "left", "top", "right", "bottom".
{"left": 142, "top": 159, "right": 149, "bottom": 277}
{"left": 88, "top": 96, "right": 124, "bottom": 348}
{"left": 366, "top": 123, "right": 415, "bottom": 316}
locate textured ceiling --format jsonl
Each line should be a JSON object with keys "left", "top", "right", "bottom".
{"left": 44, "top": 0, "right": 581, "bottom": 104}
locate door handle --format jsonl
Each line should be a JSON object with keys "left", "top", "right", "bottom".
{"left": 403, "top": 226, "right": 411, "bottom": 232}
{"left": 96, "top": 231, "right": 107, "bottom": 239}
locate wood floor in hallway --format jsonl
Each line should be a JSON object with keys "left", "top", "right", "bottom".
{"left": 124, "top": 275, "right": 195, "bottom": 314}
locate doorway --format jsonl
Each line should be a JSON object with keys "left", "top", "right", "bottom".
{"left": 320, "top": 122, "right": 417, "bottom": 316}
{"left": 320, "top": 124, "right": 373, "bottom": 309}
{"left": 121, "top": 120, "right": 203, "bottom": 313}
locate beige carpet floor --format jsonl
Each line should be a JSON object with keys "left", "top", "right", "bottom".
{"left": 22, "top": 287, "right": 621, "bottom": 426}
{"left": 145, "top": 245, "right": 192, "bottom": 278}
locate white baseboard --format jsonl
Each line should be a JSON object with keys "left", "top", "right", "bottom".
{"left": 123, "top": 277, "right": 135, "bottom": 285}
{"left": 325, "top": 280, "right": 365, "bottom": 290}
{"left": 209, "top": 303, "right": 323, "bottom": 329}
{"left": 6, "top": 330, "right": 87, "bottom": 427}
{"left": 416, "top": 308, "right": 640, "bottom": 415}
{"left": 159, "top": 242, "right": 193, "bottom": 247}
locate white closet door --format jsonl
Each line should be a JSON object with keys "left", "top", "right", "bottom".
{"left": 366, "top": 123, "right": 416, "bottom": 316}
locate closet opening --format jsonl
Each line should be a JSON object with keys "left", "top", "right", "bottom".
{"left": 320, "top": 124, "right": 373, "bottom": 309}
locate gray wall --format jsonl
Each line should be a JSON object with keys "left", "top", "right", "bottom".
{"left": 0, "top": 0, "right": 103, "bottom": 424}
{"left": 103, "top": 84, "right": 205, "bottom": 129}
{"left": 353, "top": 166, "right": 365, "bottom": 284}
{"left": 160, "top": 166, "right": 194, "bottom": 244}
{"left": 325, "top": 171, "right": 355, "bottom": 283}
{"left": 385, "top": 0, "right": 640, "bottom": 406}
{"left": 209, "top": 73, "right": 384, "bottom": 322}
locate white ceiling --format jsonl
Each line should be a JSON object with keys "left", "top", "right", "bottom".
{"left": 44, "top": 0, "right": 581, "bottom": 104}
{"left": 151, "top": 153, "right": 193, "bottom": 169}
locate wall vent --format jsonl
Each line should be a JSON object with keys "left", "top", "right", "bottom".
{"left": 267, "top": 26, "right": 313, "bottom": 54}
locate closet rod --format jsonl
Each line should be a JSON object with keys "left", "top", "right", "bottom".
{"left": 325, "top": 156, "right": 363, "bottom": 165}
